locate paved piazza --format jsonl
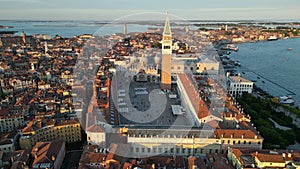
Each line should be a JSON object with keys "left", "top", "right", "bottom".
{"left": 114, "top": 69, "right": 193, "bottom": 127}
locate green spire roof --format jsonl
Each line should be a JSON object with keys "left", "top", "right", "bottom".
{"left": 163, "top": 14, "right": 172, "bottom": 36}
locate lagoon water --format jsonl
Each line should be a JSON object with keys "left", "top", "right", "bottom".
{"left": 0, "top": 20, "right": 151, "bottom": 37}
{"left": 230, "top": 38, "right": 300, "bottom": 106}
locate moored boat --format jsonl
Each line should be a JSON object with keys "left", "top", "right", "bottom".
{"left": 221, "top": 44, "right": 239, "bottom": 51}
{"left": 278, "top": 95, "right": 295, "bottom": 105}
{"left": 268, "top": 35, "right": 278, "bottom": 41}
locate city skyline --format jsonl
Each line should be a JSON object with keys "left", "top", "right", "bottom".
{"left": 1, "top": 0, "right": 300, "bottom": 21}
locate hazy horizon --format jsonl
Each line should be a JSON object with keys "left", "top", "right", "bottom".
{"left": 0, "top": 0, "right": 300, "bottom": 21}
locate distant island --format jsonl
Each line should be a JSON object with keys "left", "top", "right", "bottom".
{"left": 0, "top": 25, "right": 14, "bottom": 29}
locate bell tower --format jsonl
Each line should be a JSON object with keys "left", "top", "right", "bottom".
{"left": 161, "top": 13, "right": 172, "bottom": 90}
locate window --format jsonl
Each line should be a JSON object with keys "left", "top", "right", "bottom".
{"left": 163, "top": 45, "right": 170, "bottom": 49}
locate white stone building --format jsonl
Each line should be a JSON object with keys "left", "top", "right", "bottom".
{"left": 227, "top": 75, "right": 253, "bottom": 97}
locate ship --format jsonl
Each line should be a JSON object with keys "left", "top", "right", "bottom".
{"left": 221, "top": 44, "right": 239, "bottom": 51}
{"left": 267, "top": 35, "right": 278, "bottom": 41}
{"left": 278, "top": 95, "right": 295, "bottom": 105}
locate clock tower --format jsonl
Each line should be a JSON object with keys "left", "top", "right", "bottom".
{"left": 161, "top": 14, "right": 172, "bottom": 90}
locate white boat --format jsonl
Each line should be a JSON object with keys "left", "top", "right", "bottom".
{"left": 268, "top": 35, "right": 278, "bottom": 41}
{"left": 222, "top": 44, "right": 239, "bottom": 51}
{"left": 278, "top": 95, "right": 295, "bottom": 105}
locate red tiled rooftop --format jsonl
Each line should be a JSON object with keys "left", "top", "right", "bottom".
{"left": 254, "top": 153, "right": 285, "bottom": 163}
{"left": 0, "top": 108, "right": 9, "bottom": 116}
{"left": 232, "top": 149, "right": 244, "bottom": 164}
{"left": 208, "top": 120, "right": 220, "bottom": 129}
{"left": 214, "top": 129, "right": 262, "bottom": 139}
{"left": 56, "top": 119, "right": 80, "bottom": 126}
{"left": 177, "top": 74, "right": 210, "bottom": 119}
{"left": 86, "top": 124, "right": 105, "bottom": 132}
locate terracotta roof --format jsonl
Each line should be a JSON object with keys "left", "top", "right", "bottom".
{"left": 188, "top": 157, "right": 207, "bottom": 169}
{"left": 31, "top": 140, "right": 65, "bottom": 167}
{"left": 232, "top": 149, "right": 243, "bottom": 163}
{"left": 177, "top": 74, "right": 210, "bottom": 119}
{"left": 0, "top": 139, "right": 13, "bottom": 145}
{"left": 56, "top": 119, "right": 80, "bottom": 126}
{"left": 11, "top": 149, "right": 31, "bottom": 169}
{"left": 214, "top": 129, "right": 262, "bottom": 139}
{"left": 22, "top": 121, "right": 35, "bottom": 133}
{"left": 143, "top": 156, "right": 184, "bottom": 168}
{"left": 207, "top": 153, "right": 234, "bottom": 169}
{"left": 106, "top": 144, "right": 126, "bottom": 162}
{"left": 88, "top": 153, "right": 106, "bottom": 163}
{"left": 123, "top": 162, "right": 132, "bottom": 169}
{"left": 208, "top": 120, "right": 220, "bottom": 129}
{"left": 86, "top": 124, "right": 105, "bottom": 132}
{"left": 254, "top": 153, "right": 285, "bottom": 163}
{"left": 0, "top": 108, "right": 9, "bottom": 116}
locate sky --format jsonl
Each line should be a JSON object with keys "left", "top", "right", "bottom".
{"left": 0, "top": 0, "right": 300, "bottom": 21}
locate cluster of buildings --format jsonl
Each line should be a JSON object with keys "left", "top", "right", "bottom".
{"left": 78, "top": 145, "right": 300, "bottom": 169}
{"left": 0, "top": 31, "right": 90, "bottom": 168}
{"left": 207, "top": 25, "right": 300, "bottom": 43}
{"left": 77, "top": 15, "right": 295, "bottom": 168}
{"left": 0, "top": 15, "right": 298, "bottom": 169}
